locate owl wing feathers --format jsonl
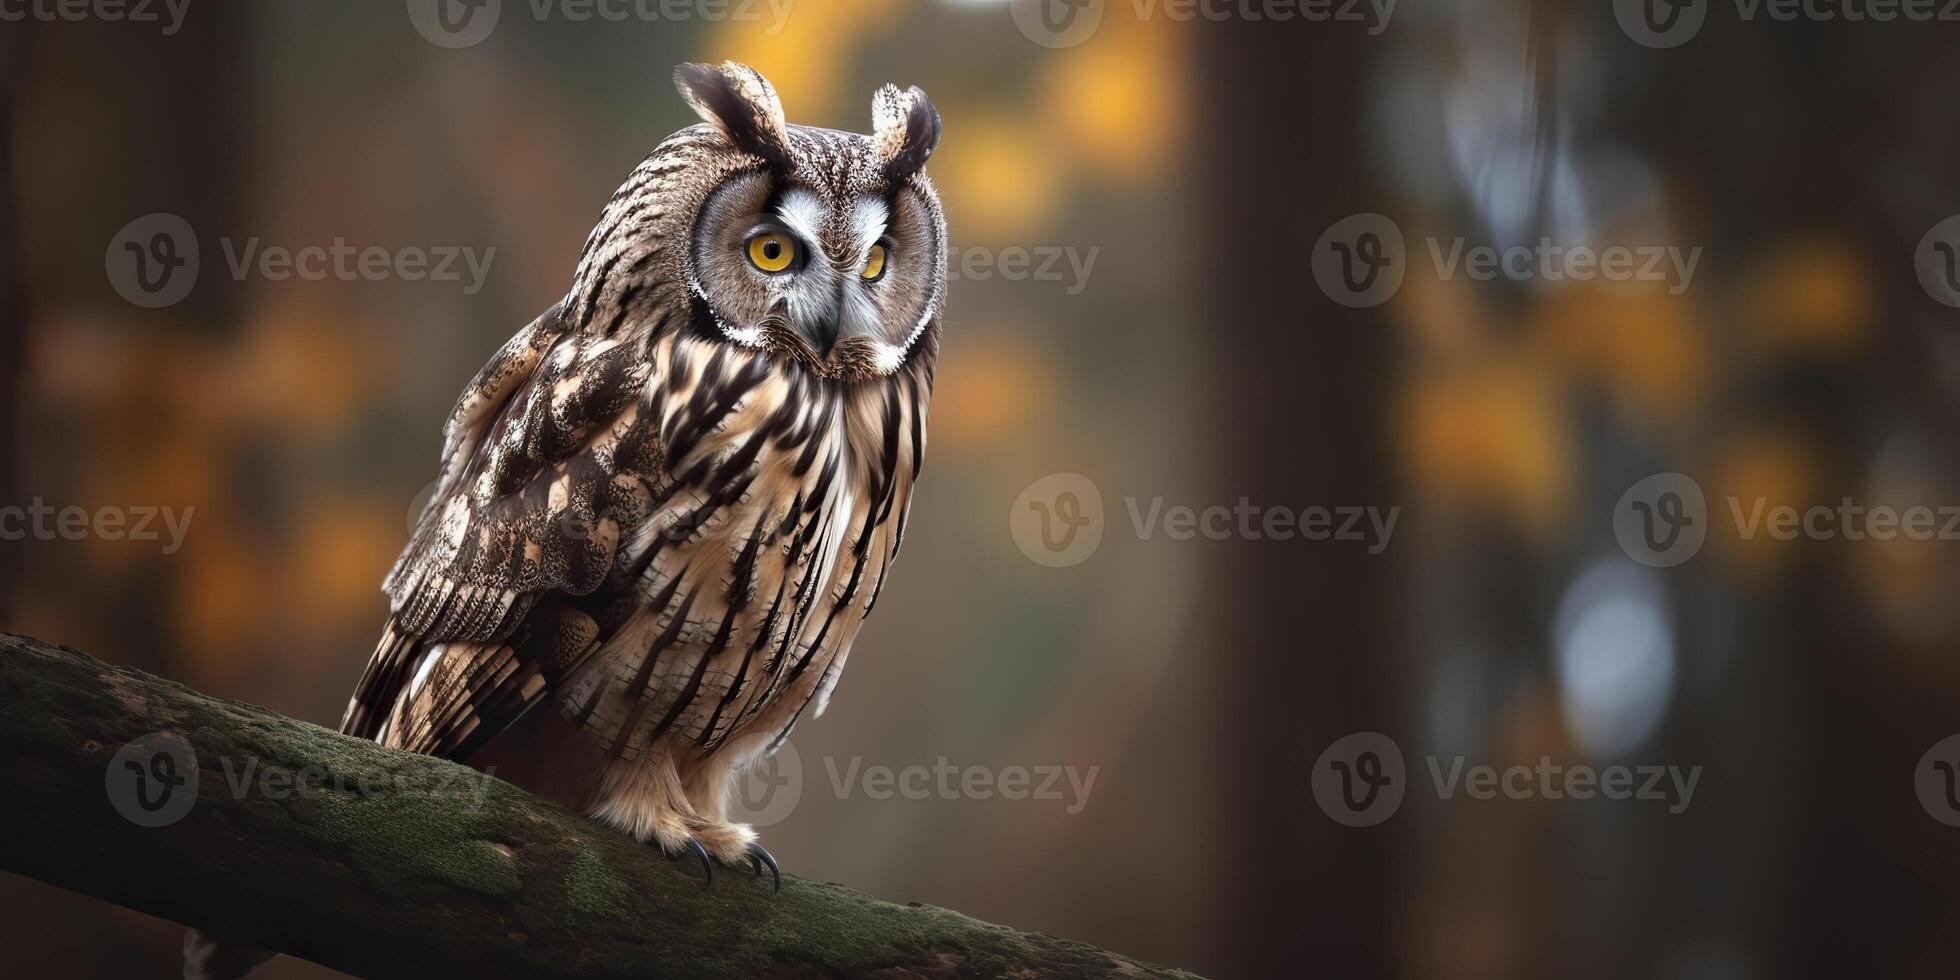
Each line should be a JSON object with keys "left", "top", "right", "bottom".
{"left": 340, "top": 303, "right": 663, "bottom": 756}
{"left": 342, "top": 308, "right": 855, "bottom": 764}
{"left": 340, "top": 309, "right": 563, "bottom": 742}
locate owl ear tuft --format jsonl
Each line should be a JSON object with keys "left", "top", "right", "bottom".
{"left": 674, "top": 62, "right": 792, "bottom": 170}
{"left": 871, "top": 84, "right": 940, "bottom": 184}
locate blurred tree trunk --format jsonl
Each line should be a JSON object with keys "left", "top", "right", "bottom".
{"left": 0, "top": 17, "right": 247, "bottom": 979}
{"left": 0, "top": 25, "right": 21, "bottom": 609}
{"left": 1615, "top": 19, "right": 1960, "bottom": 979}
{"left": 1199, "top": 27, "right": 1405, "bottom": 980}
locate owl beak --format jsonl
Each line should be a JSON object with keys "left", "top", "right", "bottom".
{"left": 806, "top": 283, "right": 847, "bottom": 357}
{"left": 808, "top": 313, "right": 841, "bottom": 358}
{"left": 760, "top": 301, "right": 839, "bottom": 363}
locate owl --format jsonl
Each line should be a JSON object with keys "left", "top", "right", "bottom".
{"left": 342, "top": 62, "right": 944, "bottom": 874}
{"left": 185, "top": 61, "right": 944, "bottom": 980}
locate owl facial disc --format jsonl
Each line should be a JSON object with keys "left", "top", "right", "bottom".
{"left": 676, "top": 62, "right": 945, "bottom": 380}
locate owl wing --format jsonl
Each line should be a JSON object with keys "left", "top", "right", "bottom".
{"left": 340, "top": 303, "right": 662, "bottom": 758}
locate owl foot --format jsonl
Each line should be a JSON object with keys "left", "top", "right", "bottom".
{"left": 654, "top": 835, "right": 715, "bottom": 885}
{"left": 651, "top": 836, "right": 780, "bottom": 892}
{"left": 653, "top": 819, "right": 777, "bottom": 892}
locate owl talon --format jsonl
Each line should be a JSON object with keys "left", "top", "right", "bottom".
{"left": 744, "top": 841, "right": 782, "bottom": 894}
{"left": 676, "top": 837, "right": 713, "bottom": 885}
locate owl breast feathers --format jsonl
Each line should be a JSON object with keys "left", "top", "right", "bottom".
{"left": 339, "top": 61, "right": 945, "bottom": 866}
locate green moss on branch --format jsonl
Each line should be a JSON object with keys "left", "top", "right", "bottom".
{"left": 0, "top": 632, "right": 1200, "bottom": 980}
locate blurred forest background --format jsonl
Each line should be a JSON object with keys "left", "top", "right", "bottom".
{"left": 5, "top": 1, "right": 1960, "bottom": 978}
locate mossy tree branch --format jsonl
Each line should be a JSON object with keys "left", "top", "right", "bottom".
{"left": 0, "top": 632, "right": 1198, "bottom": 979}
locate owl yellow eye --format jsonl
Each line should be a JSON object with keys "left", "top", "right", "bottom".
{"left": 862, "top": 243, "right": 888, "bottom": 281}
{"left": 746, "top": 232, "right": 797, "bottom": 273}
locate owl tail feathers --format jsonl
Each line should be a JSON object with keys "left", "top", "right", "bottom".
{"left": 182, "top": 927, "right": 274, "bottom": 980}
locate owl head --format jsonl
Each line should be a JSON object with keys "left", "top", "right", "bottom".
{"left": 641, "top": 61, "right": 947, "bottom": 381}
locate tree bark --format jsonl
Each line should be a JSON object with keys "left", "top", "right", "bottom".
{"left": 1199, "top": 21, "right": 1402, "bottom": 980}
{"left": 0, "top": 26, "right": 23, "bottom": 609}
{"left": 0, "top": 632, "right": 1199, "bottom": 980}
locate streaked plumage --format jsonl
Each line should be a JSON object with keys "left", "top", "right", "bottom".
{"left": 345, "top": 62, "right": 944, "bottom": 862}
{"left": 187, "top": 61, "right": 944, "bottom": 980}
